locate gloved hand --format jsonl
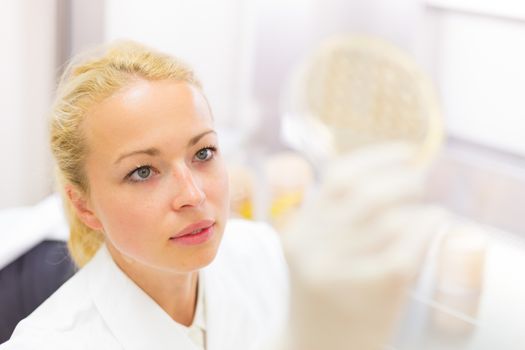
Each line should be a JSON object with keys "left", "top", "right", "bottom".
{"left": 280, "top": 142, "right": 449, "bottom": 350}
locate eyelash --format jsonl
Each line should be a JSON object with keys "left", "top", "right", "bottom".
{"left": 195, "top": 145, "right": 217, "bottom": 162}
{"left": 126, "top": 165, "right": 156, "bottom": 183}
{"left": 125, "top": 145, "right": 218, "bottom": 183}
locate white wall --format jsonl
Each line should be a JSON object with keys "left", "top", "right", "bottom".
{"left": 69, "top": 0, "right": 106, "bottom": 58}
{"left": 104, "top": 0, "right": 258, "bottom": 138}
{"left": 0, "top": 0, "right": 57, "bottom": 209}
{"left": 424, "top": 0, "right": 525, "bottom": 155}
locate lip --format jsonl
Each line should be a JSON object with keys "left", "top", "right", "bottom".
{"left": 169, "top": 220, "right": 215, "bottom": 246}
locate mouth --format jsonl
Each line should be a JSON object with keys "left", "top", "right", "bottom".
{"left": 169, "top": 220, "right": 215, "bottom": 246}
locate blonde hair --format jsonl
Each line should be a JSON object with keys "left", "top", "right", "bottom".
{"left": 50, "top": 40, "right": 201, "bottom": 267}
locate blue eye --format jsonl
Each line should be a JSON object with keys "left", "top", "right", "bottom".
{"left": 195, "top": 147, "right": 216, "bottom": 162}
{"left": 127, "top": 165, "right": 153, "bottom": 182}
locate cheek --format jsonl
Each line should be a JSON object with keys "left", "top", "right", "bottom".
{"left": 94, "top": 190, "right": 159, "bottom": 252}
{"left": 205, "top": 164, "right": 230, "bottom": 214}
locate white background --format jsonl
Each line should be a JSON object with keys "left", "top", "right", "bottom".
{"left": 2, "top": 0, "right": 525, "bottom": 208}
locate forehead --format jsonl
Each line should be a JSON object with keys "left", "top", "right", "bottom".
{"left": 83, "top": 79, "right": 213, "bottom": 155}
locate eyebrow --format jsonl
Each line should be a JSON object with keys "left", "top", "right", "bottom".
{"left": 114, "top": 130, "right": 216, "bottom": 165}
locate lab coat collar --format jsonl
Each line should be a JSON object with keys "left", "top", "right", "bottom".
{"left": 85, "top": 245, "right": 200, "bottom": 350}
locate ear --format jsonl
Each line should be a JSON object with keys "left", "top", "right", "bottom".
{"left": 65, "top": 185, "right": 104, "bottom": 231}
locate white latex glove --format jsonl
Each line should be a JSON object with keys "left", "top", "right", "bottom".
{"left": 280, "top": 142, "right": 449, "bottom": 350}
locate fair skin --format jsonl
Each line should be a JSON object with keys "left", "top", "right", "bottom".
{"left": 67, "top": 79, "right": 230, "bottom": 326}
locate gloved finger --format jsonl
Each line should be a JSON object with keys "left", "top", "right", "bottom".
{"left": 309, "top": 167, "right": 426, "bottom": 249}
{"left": 346, "top": 205, "right": 450, "bottom": 281}
{"left": 321, "top": 141, "right": 420, "bottom": 190}
{"left": 308, "top": 205, "right": 449, "bottom": 282}
{"left": 283, "top": 169, "right": 426, "bottom": 269}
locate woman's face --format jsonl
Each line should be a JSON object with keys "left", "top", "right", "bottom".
{"left": 77, "top": 79, "right": 229, "bottom": 273}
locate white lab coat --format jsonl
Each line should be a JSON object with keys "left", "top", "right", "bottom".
{"left": 0, "top": 219, "right": 289, "bottom": 350}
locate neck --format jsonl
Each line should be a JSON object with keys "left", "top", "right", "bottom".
{"left": 106, "top": 244, "right": 199, "bottom": 326}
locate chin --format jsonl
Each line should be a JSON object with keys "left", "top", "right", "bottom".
{"left": 170, "top": 238, "right": 223, "bottom": 273}
{"left": 191, "top": 243, "right": 222, "bottom": 270}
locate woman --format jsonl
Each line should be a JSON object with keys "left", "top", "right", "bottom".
{"left": 1, "top": 41, "right": 288, "bottom": 349}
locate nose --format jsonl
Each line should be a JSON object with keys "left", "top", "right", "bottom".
{"left": 170, "top": 164, "right": 206, "bottom": 210}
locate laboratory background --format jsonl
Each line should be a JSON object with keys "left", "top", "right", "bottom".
{"left": 1, "top": 0, "right": 525, "bottom": 349}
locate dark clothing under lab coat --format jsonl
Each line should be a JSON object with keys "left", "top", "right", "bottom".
{"left": 0, "top": 241, "right": 75, "bottom": 343}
